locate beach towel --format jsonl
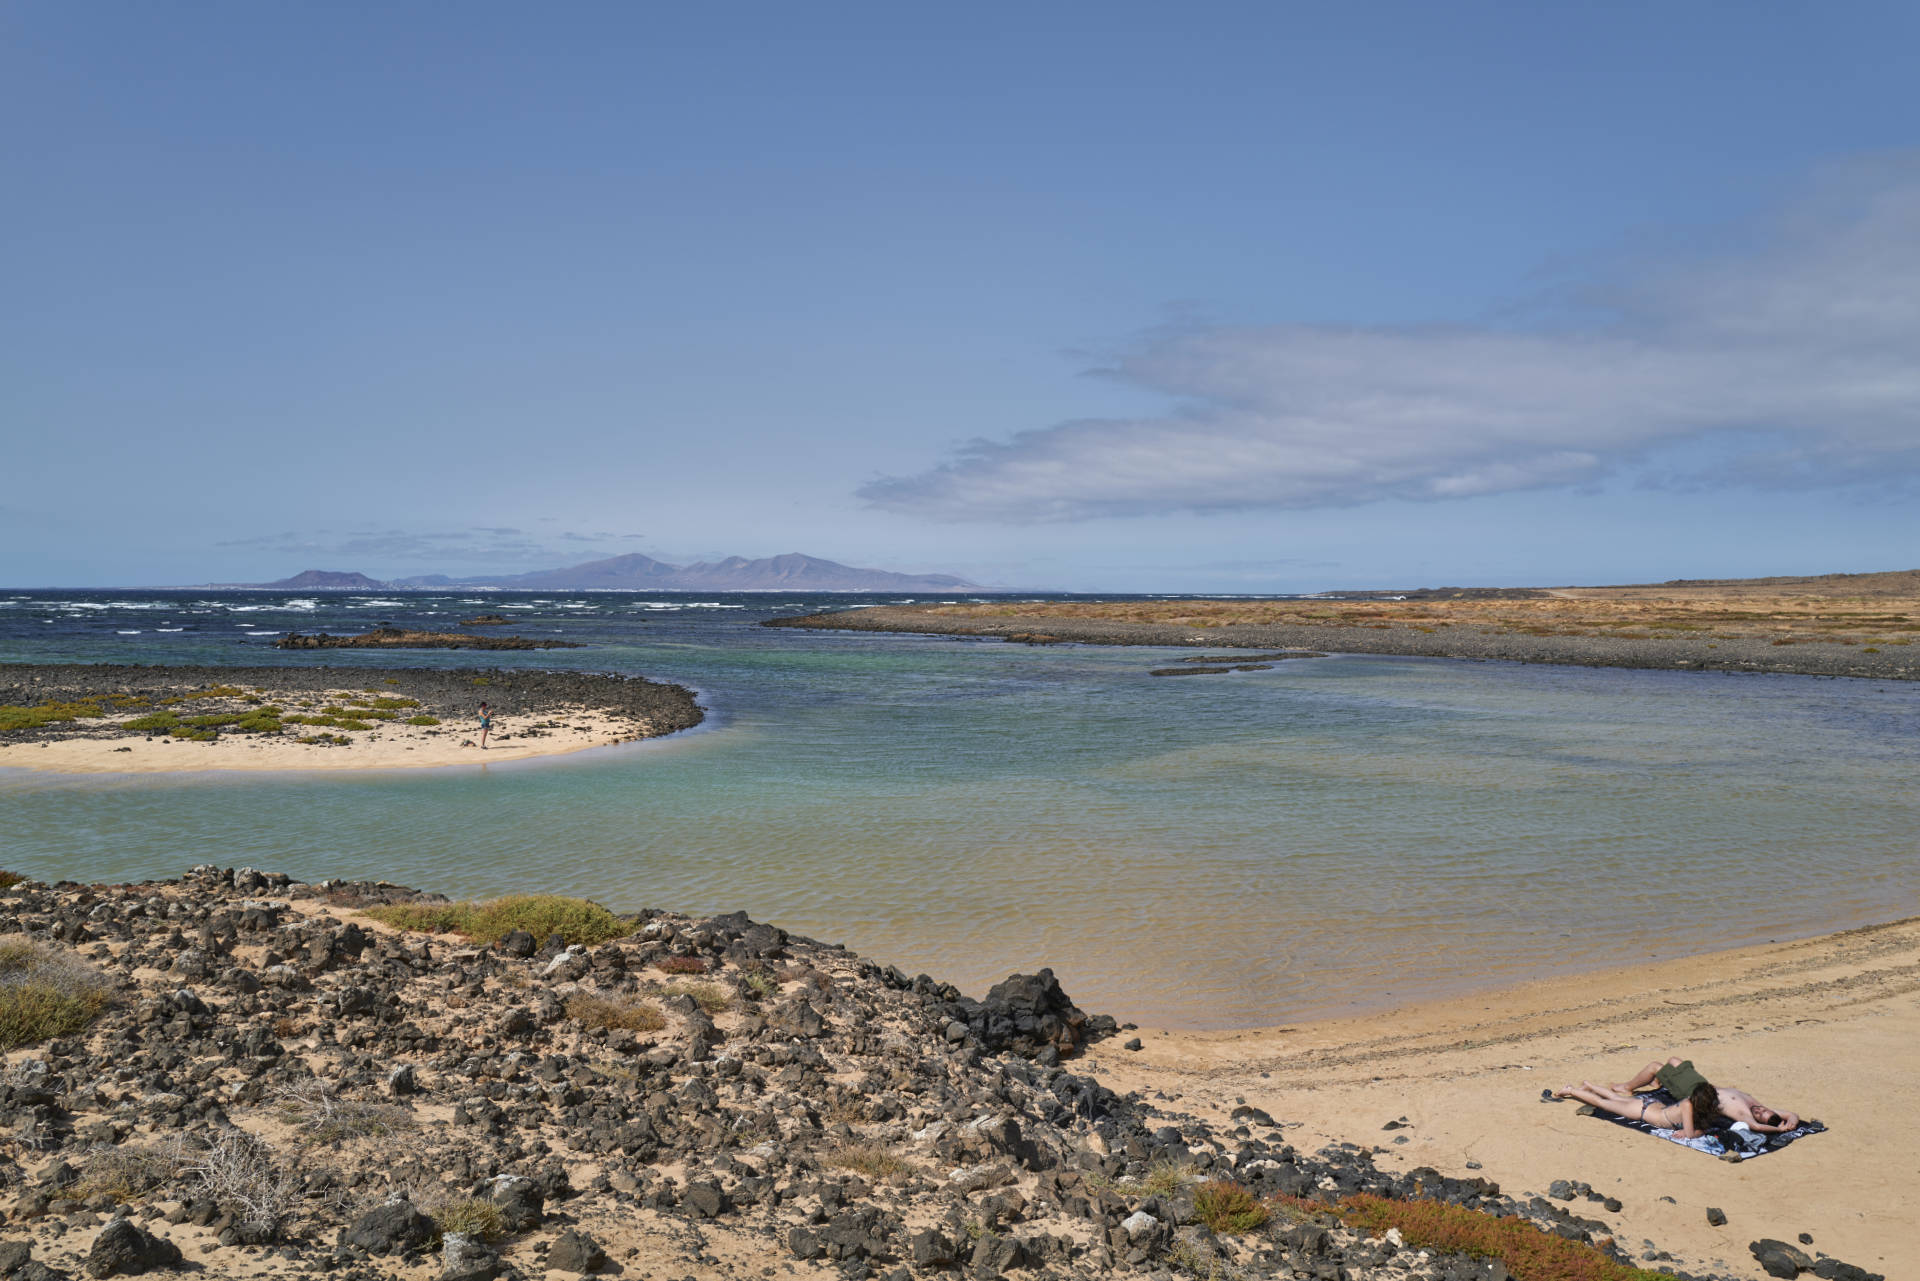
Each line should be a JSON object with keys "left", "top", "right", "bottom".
{"left": 1584, "top": 1089, "right": 1826, "bottom": 1159}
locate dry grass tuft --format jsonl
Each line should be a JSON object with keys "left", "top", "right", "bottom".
{"left": 654, "top": 954, "right": 707, "bottom": 975}
{"left": 429, "top": 1196, "right": 506, "bottom": 1243}
{"left": 182, "top": 1129, "right": 304, "bottom": 1235}
{"left": 566, "top": 993, "right": 666, "bottom": 1033}
{"left": 73, "top": 1141, "right": 189, "bottom": 1202}
{"left": 0, "top": 937, "right": 111, "bottom": 1050}
{"left": 826, "top": 1142, "right": 917, "bottom": 1182}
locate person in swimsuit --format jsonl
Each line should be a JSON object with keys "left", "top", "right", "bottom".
{"left": 1551, "top": 1079, "right": 1723, "bottom": 1138}
{"left": 478, "top": 702, "right": 491, "bottom": 750}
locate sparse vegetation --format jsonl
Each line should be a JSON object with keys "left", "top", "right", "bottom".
{"left": 273, "top": 1078, "right": 412, "bottom": 1143}
{"left": 0, "top": 870, "right": 23, "bottom": 890}
{"left": 405, "top": 714, "right": 441, "bottom": 726}
{"left": 676, "top": 981, "right": 732, "bottom": 1014}
{"left": 740, "top": 965, "right": 779, "bottom": 1000}
{"left": 1191, "top": 1179, "right": 1267, "bottom": 1234}
{"left": 0, "top": 937, "right": 111, "bottom": 1049}
{"left": 0, "top": 699, "right": 114, "bottom": 733}
{"left": 364, "top": 894, "right": 632, "bottom": 946}
{"left": 1305, "top": 1193, "right": 1684, "bottom": 1281}
{"left": 566, "top": 993, "right": 666, "bottom": 1033}
{"left": 655, "top": 954, "right": 707, "bottom": 975}
{"left": 72, "top": 1141, "right": 187, "bottom": 1203}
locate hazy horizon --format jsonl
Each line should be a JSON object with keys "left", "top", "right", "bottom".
{"left": 6, "top": 4, "right": 1917, "bottom": 592}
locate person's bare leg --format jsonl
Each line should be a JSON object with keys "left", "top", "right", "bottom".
{"left": 1561, "top": 1085, "right": 1656, "bottom": 1122}
{"left": 1616, "top": 1058, "right": 1680, "bottom": 1093}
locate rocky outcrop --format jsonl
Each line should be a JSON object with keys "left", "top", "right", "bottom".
{"left": 275, "top": 628, "right": 582, "bottom": 650}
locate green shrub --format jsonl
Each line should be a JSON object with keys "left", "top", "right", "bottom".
{"left": 273, "top": 1079, "right": 412, "bottom": 1143}
{"left": 0, "top": 938, "right": 111, "bottom": 1049}
{"left": 566, "top": 994, "right": 665, "bottom": 1032}
{"left": 364, "top": 895, "right": 631, "bottom": 946}
{"left": 740, "top": 966, "right": 779, "bottom": 1000}
{"left": 675, "top": 981, "right": 731, "bottom": 1014}
{"left": 0, "top": 871, "right": 24, "bottom": 890}
{"left": 405, "top": 715, "right": 440, "bottom": 726}
{"left": 1192, "top": 1180, "right": 1267, "bottom": 1234}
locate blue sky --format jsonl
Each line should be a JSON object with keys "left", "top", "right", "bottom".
{"left": 4, "top": 2, "right": 1916, "bottom": 590}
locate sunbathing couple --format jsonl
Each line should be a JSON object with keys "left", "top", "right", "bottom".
{"left": 1550, "top": 1056, "right": 1801, "bottom": 1140}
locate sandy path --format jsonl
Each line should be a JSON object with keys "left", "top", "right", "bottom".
{"left": 1082, "top": 917, "right": 1920, "bottom": 1279}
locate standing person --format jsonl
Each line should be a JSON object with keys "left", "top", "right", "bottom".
{"left": 478, "top": 701, "right": 491, "bottom": 750}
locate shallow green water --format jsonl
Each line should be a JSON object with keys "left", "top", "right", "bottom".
{"left": 3, "top": 590, "right": 1917, "bottom": 1027}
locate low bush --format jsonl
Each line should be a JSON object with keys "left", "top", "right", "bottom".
{"left": 181, "top": 1129, "right": 303, "bottom": 1236}
{"left": 1140, "top": 1160, "right": 1193, "bottom": 1197}
{"left": 0, "top": 871, "right": 23, "bottom": 890}
{"left": 364, "top": 895, "right": 631, "bottom": 946}
{"left": 566, "top": 994, "right": 665, "bottom": 1033}
{"left": 0, "top": 938, "right": 111, "bottom": 1049}
{"left": 655, "top": 955, "right": 707, "bottom": 975}
{"left": 405, "top": 715, "right": 441, "bottom": 726}
{"left": 739, "top": 965, "right": 779, "bottom": 1000}
{"left": 1329, "top": 1194, "right": 1683, "bottom": 1281}
{"left": 274, "top": 1079, "right": 412, "bottom": 1143}
{"left": 1192, "top": 1179, "right": 1267, "bottom": 1234}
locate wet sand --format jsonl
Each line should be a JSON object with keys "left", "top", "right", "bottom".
{"left": 1083, "top": 916, "right": 1920, "bottom": 1279}
{"left": 0, "top": 664, "right": 702, "bottom": 773}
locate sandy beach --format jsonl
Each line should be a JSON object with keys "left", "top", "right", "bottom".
{"left": 1084, "top": 916, "right": 1920, "bottom": 1279}
{"left": 0, "top": 664, "right": 702, "bottom": 774}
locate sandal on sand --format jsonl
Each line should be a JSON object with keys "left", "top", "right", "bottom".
{"left": 1539, "top": 1088, "right": 1559, "bottom": 1102}
{"left": 1575, "top": 1104, "right": 1598, "bottom": 1116}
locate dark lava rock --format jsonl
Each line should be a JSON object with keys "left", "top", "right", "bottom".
{"left": 440, "top": 1233, "right": 501, "bottom": 1281}
{"left": 488, "top": 1175, "right": 543, "bottom": 1231}
{"left": 546, "top": 1228, "right": 608, "bottom": 1274}
{"left": 1752, "top": 1238, "right": 1814, "bottom": 1278}
{"left": 961, "top": 968, "right": 1114, "bottom": 1058}
{"left": 1707, "top": 1206, "right": 1727, "bottom": 1226}
{"left": 84, "top": 1218, "right": 181, "bottom": 1278}
{"left": 0, "top": 1241, "right": 32, "bottom": 1275}
{"left": 345, "top": 1200, "right": 436, "bottom": 1255}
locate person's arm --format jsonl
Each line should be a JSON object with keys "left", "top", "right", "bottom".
{"left": 1752, "top": 1111, "right": 1800, "bottom": 1133}
{"left": 1671, "top": 1100, "right": 1700, "bottom": 1138}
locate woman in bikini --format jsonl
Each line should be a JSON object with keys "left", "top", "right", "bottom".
{"left": 1551, "top": 1079, "right": 1724, "bottom": 1138}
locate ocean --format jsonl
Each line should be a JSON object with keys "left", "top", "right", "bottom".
{"left": 3, "top": 588, "right": 1917, "bottom": 1028}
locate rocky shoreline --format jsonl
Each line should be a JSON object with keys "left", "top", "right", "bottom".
{"left": 0, "top": 868, "right": 1858, "bottom": 1281}
{"left": 764, "top": 608, "right": 1918, "bottom": 682}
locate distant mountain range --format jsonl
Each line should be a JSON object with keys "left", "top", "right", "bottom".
{"left": 234, "top": 553, "right": 980, "bottom": 593}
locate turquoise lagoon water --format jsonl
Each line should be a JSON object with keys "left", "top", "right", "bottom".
{"left": 3, "top": 590, "right": 1917, "bottom": 1028}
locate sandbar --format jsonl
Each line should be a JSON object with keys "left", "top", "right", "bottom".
{"left": 767, "top": 569, "right": 1920, "bottom": 681}
{"left": 0, "top": 663, "right": 701, "bottom": 773}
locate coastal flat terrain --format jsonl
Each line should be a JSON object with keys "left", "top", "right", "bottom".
{"left": 1086, "top": 916, "right": 1920, "bottom": 1280}
{"left": 0, "top": 664, "right": 701, "bottom": 773}
{"left": 770, "top": 569, "right": 1920, "bottom": 680}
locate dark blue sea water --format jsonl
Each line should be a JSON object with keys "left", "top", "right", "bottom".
{"left": 4, "top": 588, "right": 1918, "bottom": 1027}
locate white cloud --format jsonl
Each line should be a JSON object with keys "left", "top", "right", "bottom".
{"left": 862, "top": 158, "right": 1920, "bottom": 521}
